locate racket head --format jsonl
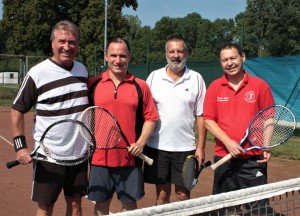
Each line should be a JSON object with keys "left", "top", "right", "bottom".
{"left": 247, "top": 105, "right": 296, "bottom": 149}
{"left": 78, "top": 106, "right": 124, "bottom": 149}
{"left": 182, "top": 155, "right": 199, "bottom": 190}
{"left": 39, "top": 119, "right": 95, "bottom": 166}
{"left": 78, "top": 106, "right": 155, "bottom": 166}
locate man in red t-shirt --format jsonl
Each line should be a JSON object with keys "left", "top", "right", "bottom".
{"left": 203, "top": 43, "right": 274, "bottom": 213}
{"left": 87, "top": 38, "right": 159, "bottom": 215}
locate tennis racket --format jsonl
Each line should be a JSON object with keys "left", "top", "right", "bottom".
{"left": 78, "top": 106, "right": 153, "bottom": 165}
{"left": 211, "top": 105, "right": 296, "bottom": 170}
{"left": 6, "top": 119, "right": 95, "bottom": 169}
{"left": 182, "top": 155, "right": 212, "bottom": 190}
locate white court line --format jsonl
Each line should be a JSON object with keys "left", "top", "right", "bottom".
{"left": 1, "top": 135, "right": 13, "bottom": 146}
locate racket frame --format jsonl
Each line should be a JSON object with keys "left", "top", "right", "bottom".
{"left": 182, "top": 155, "right": 211, "bottom": 190}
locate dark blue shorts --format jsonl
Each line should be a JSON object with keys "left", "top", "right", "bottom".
{"left": 32, "top": 160, "right": 88, "bottom": 205}
{"left": 88, "top": 165, "right": 144, "bottom": 203}
{"left": 143, "top": 146, "right": 195, "bottom": 186}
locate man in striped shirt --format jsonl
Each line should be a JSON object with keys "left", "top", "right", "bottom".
{"left": 11, "top": 20, "right": 89, "bottom": 216}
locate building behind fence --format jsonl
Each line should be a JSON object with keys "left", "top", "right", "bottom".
{"left": 0, "top": 72, "right": 19, "bottom": 84}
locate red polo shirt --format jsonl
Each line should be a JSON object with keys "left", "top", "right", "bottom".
{"left": 203, "top": 71, "right": 274, "bottom": 157}
{"left": 88, "top": 70, "right": 159, "bottom": 167}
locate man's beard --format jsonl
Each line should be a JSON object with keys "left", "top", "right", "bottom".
{"left": 167, "top": 57, "right": 187, "bottom": 73}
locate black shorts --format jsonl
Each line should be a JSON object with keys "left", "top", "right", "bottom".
{"left": 88, "top": 165, "right": 144, "bottom": 203}
{"left": 143, "top": 146, "right": 195, "bottom": 186}
{"left": 32, "top": 160, "right": 88, "bottom": 205}
{"left": 213, "top": 155, "right": 268, "bottom": 209}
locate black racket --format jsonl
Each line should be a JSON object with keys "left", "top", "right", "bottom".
{"left": 182, "top": 155, "right": 211, "bottom": 190}
{"left": 78, "top": 106, "right": 153, "bottom": 165}
{"left": 211, "top": 105, "right": 296, "bottom": 170}
{"left": 6, "top": 119, "right": 95, "bottom": 169}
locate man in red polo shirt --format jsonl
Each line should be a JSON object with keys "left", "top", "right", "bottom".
{"left": 203, "top": 43, "right": 274, "bottom": 213}
{"left": 87, "top": 38, "right": 159, "bottom": 215}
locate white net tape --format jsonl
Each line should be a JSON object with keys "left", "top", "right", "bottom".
{"left": 111, "top": 177, "right": 300, "bottom": 216}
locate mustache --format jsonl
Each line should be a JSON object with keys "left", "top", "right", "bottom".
{"left": 171, "top": 58, "right": 183, "bottom": 63}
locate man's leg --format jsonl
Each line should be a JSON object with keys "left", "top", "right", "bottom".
{"left": 36, "top": 203, "right": 54, "bottom": 216}
{"left": 65, "top": 196, "right": 82, "bottom": 216}
{"left": 94, "top": 199, "right": 112, "bottom": 216}
{"left": 155, "top": 183, "right": 172, "bottom": 205}
{"left": 122, "top": 201, "right": 137, "bottom": 212}
{"left": 175, "top": 184, "right": 191, "bottom": 201}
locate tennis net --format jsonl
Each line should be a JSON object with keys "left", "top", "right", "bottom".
{"left": 111, "top": 177, "right": 300, "bottom": 216}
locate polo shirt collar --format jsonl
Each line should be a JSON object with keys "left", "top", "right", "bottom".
{"left": 101, "top": 69, "right": 135, "bottom": 83}
{"left": 162, "top": 65, "right": 191, "bottom": 81}
{"left": 221, "top": 70, "right": 249, "bottom": 86}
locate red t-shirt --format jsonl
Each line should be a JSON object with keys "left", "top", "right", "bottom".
{"left": 203, "top": 71, "right": 274, "bottom": 158}
{"left": 88, "top": 70, "right": 159, "bottom": 167}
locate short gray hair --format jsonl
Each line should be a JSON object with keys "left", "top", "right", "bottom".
{"left": 165, "top": 36, "right": 188, "bottom": 53}
{"left": 50, "top": 20, "right": 80, "bottom": 42}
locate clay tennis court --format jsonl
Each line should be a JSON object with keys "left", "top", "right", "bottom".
{"left": 1, "top": 106, "right": 299, "bottom": 215}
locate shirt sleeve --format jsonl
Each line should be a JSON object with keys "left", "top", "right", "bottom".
{"left": 12, "top": 75, "right": 38, "bottom": 113}
{"left": 139, "top": 80, "right": 159, "bottom": 121}
{"left": 195, "top": 74, "right": 206, "bottom": 116}
{"left": 203, "top": 81, "right": 218, "bottom": 121}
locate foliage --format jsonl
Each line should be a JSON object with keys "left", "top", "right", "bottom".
{"left": 241, "top": 0, "right": 300, "bottom": 57}
{"left": 0, "top": 0, "right": 138, "bottom": 72}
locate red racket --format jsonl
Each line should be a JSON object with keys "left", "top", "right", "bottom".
{"left": 78, "top": 106, "right": 153, "bottom": 165}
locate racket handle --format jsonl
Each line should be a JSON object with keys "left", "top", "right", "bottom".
{"left": 6, "top": 160, "right": 21, "bottom": 169}
{"left": 211, "top": 154, "right": 233, "bottom": 170}
{"left": 138, "top": 153, "right": 153, "bottom": 166}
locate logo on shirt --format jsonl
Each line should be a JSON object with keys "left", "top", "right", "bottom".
{"left": 244, "top": 91, "right": 256, "bottom": 103}
{"left": 217, "top": 97, "right": 229, "bottom": 102}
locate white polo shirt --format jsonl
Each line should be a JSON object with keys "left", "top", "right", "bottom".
{"left": 146, "top": 66, "right": 206, "bottom": 151}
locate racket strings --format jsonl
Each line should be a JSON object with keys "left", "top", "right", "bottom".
{"left": 248, "top": 106, "right": 295, "bottom": 147}
{"left": 41, "top": 120, "right": 94, "bottom": 163}
{"left": 80, "top": 108, "right": 123, "bottom": 149}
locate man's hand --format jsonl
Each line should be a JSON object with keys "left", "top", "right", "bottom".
{"left": 16, "top": 148, "right": 32, "bottom": 165}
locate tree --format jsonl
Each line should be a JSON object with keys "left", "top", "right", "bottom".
{"left": 265, "top": 0, "right": 300, "bottom": 56}
{"left": 1, "top": 0, "right": 138, "bottom": 71}
{"left": 151, "top": 17, "right": 183, "bottom": 63}
{"left": 179, "top": 13, "right": 204, "bottom": 53}
{"left": 241, "top": 0, "right": 300, "bottom": 57}
{"left": 0, "top": 24, "right": 6, "bottom": 53}
{"left": 192, "top": 19, "right": 216, "bottom": 61}
{"left": 123, "top": 15, "right": 152, "bottom": 64}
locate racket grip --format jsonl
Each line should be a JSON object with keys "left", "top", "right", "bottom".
{"left": 6, "top": 160, "right": 21, "bottom": 169}
{"left": 138, "top": 153, "right": 153, "bottom": 166}
{"left": 210, "top": 154, "right": 233, "bottom": 170}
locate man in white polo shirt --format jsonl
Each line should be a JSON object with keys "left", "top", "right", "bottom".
{"left": 144, "top": 36, "right": 207, "bottom": 205}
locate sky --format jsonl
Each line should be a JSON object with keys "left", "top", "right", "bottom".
{"left": 123, "top": 0, "right": 247, "bottom": 27}
{"left": 0, "top": 0, "right": 247, "bottom": 27}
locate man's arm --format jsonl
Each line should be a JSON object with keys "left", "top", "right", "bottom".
{"left": 128, "top": 121, "right": 156, "bottom": 156}
{"left": 195, "top": 115, "right": 207, "bottom": 164}
{"left": 11, "top": 109, "right": 32, "bottom": 164}
{"left": 204, "top": 119, "right": 245, "bottom": 157}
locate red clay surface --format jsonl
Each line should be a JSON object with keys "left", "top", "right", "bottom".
{"left": 1, "top": 106, "right": 299, "bottom": 215}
